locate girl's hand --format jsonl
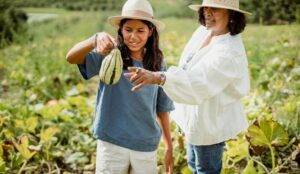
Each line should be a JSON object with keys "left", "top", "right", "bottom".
{"left": 95, "top": 32, "right": 117, "bottom": 56}
{"left": 124, "top": 67, "right": 161, "bottom": 91}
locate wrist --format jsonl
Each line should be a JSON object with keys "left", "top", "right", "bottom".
{"left": 93, "top": 33, "right": 98, "bottom": 48}
{"left": 153, "top": 72, "right": 161, "bottom": 85}
{"left": 154, "top": 72, "right": 166, "bottom": 86}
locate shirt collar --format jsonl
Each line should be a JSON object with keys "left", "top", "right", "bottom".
{"left": 210, "top": 32, "right": 231, "bottom": 43}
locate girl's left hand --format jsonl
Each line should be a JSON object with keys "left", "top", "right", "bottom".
{"left": 124, "top": 67, "right": 160, "bottom": 91}
{"left": 165, "top": 148, "right": 173, "bottom": 174}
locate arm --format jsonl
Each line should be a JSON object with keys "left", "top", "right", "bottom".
{"left": 163, "top": 53, "right": 241, "bottom": 104}
{"left": 66, "top": 35, "right": 95, "bottom": 64}
{"left": 157, "top": 112, "right": 173, "bottom": 174}
{"left": 66, "top": 32, "right": 116, "bottom": 64}
{"left": 126, "top": 52, "right": 242, "bottom": 105}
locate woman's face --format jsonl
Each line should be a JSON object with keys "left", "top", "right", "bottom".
{"left": 121, "top": 19, "right": 153, "bottom": 53}
{"left": 203, "top": 7, "right": 229, "bottom": 34}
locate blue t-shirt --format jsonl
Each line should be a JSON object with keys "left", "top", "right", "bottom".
{"left": 77, "top": 51, "right": 174, "bottom": 152}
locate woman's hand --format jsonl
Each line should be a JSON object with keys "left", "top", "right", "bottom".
{"left": 95, "top": 32, "right": 117, "bottom": 56}
{"left": 124, "top": 67, "right": 161, "bottom": 91}
{"left": 164, "top": 148, "right": 174, "bottom": 174}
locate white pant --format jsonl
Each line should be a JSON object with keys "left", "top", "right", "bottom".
{"left": 95, "top": 140, "right": 157, "bottom": 174}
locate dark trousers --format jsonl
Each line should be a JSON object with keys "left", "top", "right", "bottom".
{"left": 187, "top": 142, "right": 225, "bottom": 174}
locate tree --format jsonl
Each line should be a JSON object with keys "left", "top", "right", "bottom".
{"left": 0, "top": 0, "right": 28, "bottom": 47}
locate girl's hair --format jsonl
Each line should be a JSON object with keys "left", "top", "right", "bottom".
{"left": 117, "top": 19, "right": 163, "bottom": 71}
{"left": 198, "top": 8, "right": 246, "bottom": 35}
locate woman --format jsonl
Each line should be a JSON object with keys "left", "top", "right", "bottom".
{"left": 126, "top": 0, "right": 251, "bottom": 173}
{"left": 66, "top": 0, "right": 174, "bottom": 173}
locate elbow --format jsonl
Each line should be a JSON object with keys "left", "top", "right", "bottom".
{"left": 66, "top": 52, "right": 76, "bottom": 64}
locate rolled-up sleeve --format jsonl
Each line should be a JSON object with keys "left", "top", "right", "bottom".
{"left": 156, "top": 87, "right": 175, "bottom": 113}
{"left": 77, "top": 51, "right": 104, "bottom": 80}
{"left": 163, "top": 52, "right": 242, "bottom": 105}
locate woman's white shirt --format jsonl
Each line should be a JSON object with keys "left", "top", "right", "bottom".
{"left": 162, "top": 26, "right": 250, "bottom": 145}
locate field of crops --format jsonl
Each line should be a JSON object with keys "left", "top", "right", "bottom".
{"left": 0, "top": 7, "right": 299, "bottom": 174}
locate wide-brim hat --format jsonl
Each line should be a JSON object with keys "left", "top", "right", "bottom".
{"left": 189, "top": 0, "right": 252, "bottom": 15}
{"left": 108, "top": 0, "right": 165, "bottom": 32}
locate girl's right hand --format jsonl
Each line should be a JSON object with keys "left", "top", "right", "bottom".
{"left": 94, "top": 32, "right": 117, "bottom": 56}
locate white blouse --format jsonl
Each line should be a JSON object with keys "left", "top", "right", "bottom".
{"left": 162, "top": 26, "right": 250, "bottom": 145}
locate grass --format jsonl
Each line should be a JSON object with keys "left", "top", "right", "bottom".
{"left": 0, "top": 8, "right": 299, "bottom": 173}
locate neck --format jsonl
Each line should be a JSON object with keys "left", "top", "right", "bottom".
{"left": 211, "top": 28, "right": 229, "bottom": 37}
{"left": 130, "top": 49, "right": 144, "bottom": 61}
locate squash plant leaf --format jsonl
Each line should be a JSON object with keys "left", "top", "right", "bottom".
{"left": 13, "top": 136, "right": 36, "bottom": 160}
{"left": 247, "top": 119, "right": 289, "bottom": 147}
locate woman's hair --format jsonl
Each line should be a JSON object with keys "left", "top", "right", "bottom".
{"left": 117, "top": 19, "right": 163, "bottom": 71}
{"left": 198, "top": 8, "right": 246, "bottom": 35}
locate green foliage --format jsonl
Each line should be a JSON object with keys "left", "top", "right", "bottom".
{"left": 15, "top": 0, "right": 126, "bottom": 11}
{"left": 247, "top": 120, "right": 289, "bottom": 147}
{"left": 225, "top": 137, "right": 249, "bottom": 163}
{"left": 13, "top": 0, "right": 300, "bottom": 24}
{"left": 241, "top": 0, "right": 300, "bottom": 24}
{"left": 0, "top": 0, "right": 28, "bottom": 47}
{"left": 242, "top": 160, "right": 257, "bottom": 174}
{"left": 0, "top": 6, "right": 299, "bottom": 174}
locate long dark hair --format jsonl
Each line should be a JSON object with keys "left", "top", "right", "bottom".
{"left": 117, "top": 19, "right": 163, "bottom": 71}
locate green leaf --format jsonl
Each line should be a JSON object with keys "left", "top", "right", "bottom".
{"left": 221, "top": 167, "right": 237, "bottom": 174}
{"left": 15, "top": 117, "right": 38, "bottom": 133}
{"left": 0, "top": 142, "right": 3, "bottom": 158}
{"left": 247, "top": 119, "right": 289, "bottom": 147}
{"left": 10, "top": 153, "right": 23, "bottom": 169}
{"left": 0, "top": 117, "right": 5, "bottom": 127}
{"left": 13, "top": 136, "right": 36, "bottom": 160}
{"left": 65, "top": 152, "right": 89, "bottom": 164}
{"left": 247, "top": 125, "right": 270, "bottom": 147}
{"left": 38, "top": 104, "right": 63, "bottom": 119}
{"left": 226, "top": 137, "right": 249, "bottom": 163}
{"left": 242, "top": 160, "right": 257, "bottom": 174}
{"left": 25, "top": 117, "right": 38, "bottom": 133}
{"left": 0, "top": 157, "right": 5, "bottom": 173}
{"left": 40, "top": 127, "right": 60, "bottom": 143}
{"left": 260, "top": 120, "right": 289, "bottom": 146}
{"left": 181, "top": 166, "right": 192, "bottom": 174}
{"left": 67, "top": 96, "right": 87, "bottom": 107}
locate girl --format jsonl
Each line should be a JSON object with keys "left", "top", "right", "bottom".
{"left": 66, "top": 0, "right": 174, "bottom": 174}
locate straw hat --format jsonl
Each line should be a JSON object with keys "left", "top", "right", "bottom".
{"left": 108, "top": 0, "right": 165, "bottom": 31}
{"left": 189, "top": 0, "right": 251, "bottom": 15}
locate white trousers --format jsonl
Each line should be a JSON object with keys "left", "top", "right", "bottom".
{"left": 95, "top": 140, "right": 157, "bottom": 174}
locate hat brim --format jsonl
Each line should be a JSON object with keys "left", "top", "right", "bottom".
{"left": 189, "top": 4, "right": 252, "bottom": 15}
{"left": 107, "top": 15, "right": 165, "bottom": 32}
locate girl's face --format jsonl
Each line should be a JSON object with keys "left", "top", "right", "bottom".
{"left": 203, "top": 7, "right": 229, "bottom": 34}
{"left": 121, "top": 19, "right": 153, "bottom": 54}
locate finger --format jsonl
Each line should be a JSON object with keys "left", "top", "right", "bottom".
{"left": 130, "top": 73, "right": 140, "bottom": 82}
{"left": 107, "top": 34, "right": 118, "bottom": 47}
{"left": 100, "top": 38, "right": 113, "bottom": 52}
{"left": 132, "top": 76, "right": 145, "bottom": 85}
{"left": 131, "top": 83, "right": 145, "bottom": 91}
{"left": 128, "top": 67, "right": 139, "bottom": 73}
{"left": 97, "top": 44, "right": 106, "bottom": 55}
{"left": 123, "top": 72, "right": 135, "bottom": 78}
{"left": 103, "top": 35, "right": 114, "bottom": 48}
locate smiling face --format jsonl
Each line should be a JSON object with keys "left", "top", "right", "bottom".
{"left": 121, "top": 19, "right": 153, "bottom": 56}
{"left": 202, "top": 7, "right": 230, "bottom": 35}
